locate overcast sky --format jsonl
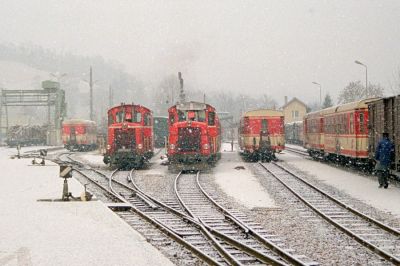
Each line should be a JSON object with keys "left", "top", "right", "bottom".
{"left": 1, "top": 0, "right": 399, "bottom": 104}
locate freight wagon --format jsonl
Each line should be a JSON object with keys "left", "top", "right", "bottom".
{"left": 368, "top": 96, "right": 400, "bottom": 171}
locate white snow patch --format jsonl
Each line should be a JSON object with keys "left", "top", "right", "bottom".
{"left": 278, "top": 152, "right": 400, "bottom": 218}
{"left": 78, "top": 152, "right": 105, "bottom": 166}
{"left": 214, "top": 147, "right": 276, "bottom": 209}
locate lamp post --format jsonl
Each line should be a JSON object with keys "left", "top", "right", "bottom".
{"left": 355, "top": 60, "right": 368, "bottom": 98}
{"left": 312, "top": 81, "right": 322, "bottom": 109}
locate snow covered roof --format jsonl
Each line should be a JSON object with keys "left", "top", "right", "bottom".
{"left": 306, "top": 97, "right": 381, "bottom": 117}
{"left": 243, "top": 109, "right": 283, "bottom": 117}
{"left": 62, "top": 119, "right": 96, "bottom": 125}
{"left": 176, "top": 101, "right": 207, "bottom": 111}
{"left": 281, "top": 97, "right": 307, "bottom": 109}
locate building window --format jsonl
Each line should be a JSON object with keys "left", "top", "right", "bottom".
{"left": 292, "top": 110, "right": 299, "bottom": 119}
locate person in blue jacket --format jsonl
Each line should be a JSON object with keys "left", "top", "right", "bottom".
{"left": 375, "top": 132, "right": 395, "bottom": 188}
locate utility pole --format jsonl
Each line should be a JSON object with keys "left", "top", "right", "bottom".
{"left": 178, "top": 72, "right": 185, "bottom": 103}
{"left": 109, "top": 85, "right": 113, "bottom": 108}
{"left": 89, "top": 66, "right": 94, "bottom": 121}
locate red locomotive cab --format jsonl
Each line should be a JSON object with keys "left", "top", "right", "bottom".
{"left": 167, "top": 101, "right": 221, "bottom": 170}
{"left": 104, "top": 104, "right": 154, "bottom": 169}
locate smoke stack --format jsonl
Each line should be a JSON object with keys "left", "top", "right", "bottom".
{"left": 284, "top": 96, "right": 288, "bottom": 105}
{"left": 178, "top": 72, "right": 185, "bottom": 103}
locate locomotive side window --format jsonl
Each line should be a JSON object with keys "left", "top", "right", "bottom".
{"left": 208, "top": 112, "right": 215, "bottom": 126}
{"left": 197, "top": 110, "right": 206, "bottom": 122}
{"left": 108, "top": 114, "right": 114, "bottom": 125}
{"left": 134, "top": 112, "right": 142, "bottom": 123}
{"left": 116, "top": 111, "right": 125, "bottom": 123}
{"left": 144, "top": 113, "right": 151, "bottom": 126}
{"left": 169, "top": 113, "right": 175, "bottom": 124}
{"left": 178, "top": 110, "right": 186, "bottom": 122}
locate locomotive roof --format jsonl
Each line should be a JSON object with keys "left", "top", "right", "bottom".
{"left": 175, "top": 101, "right": 209, "bottom": 111}
{"left": 242, "top": 109, "right": 283, "bottom": 117}
{"left": 109, "top": 104, "right": 151, "bottom": 113}
{"left": 63, "top": 119, "right": 96, "bottom": 125}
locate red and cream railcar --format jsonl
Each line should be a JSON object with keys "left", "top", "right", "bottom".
{"left": 167, "top": 101, "right": 221, "bottom": 170}
{"left": 238, "top": 109, "right": 285, "bottom": 162}
{"left": 62, "top": 119, "right": 97, "bottom": 151}
{"left": 103, "top": 104, "right": 153, "bottom": 169}
{"left": 303, "top": 111, "right": 324, "bottom": 156}
{"left": 304, "top": 99, "right": 372, "bottom": 164}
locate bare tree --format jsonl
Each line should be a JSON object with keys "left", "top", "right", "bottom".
{"left": 337, "top": 81, "right": 384, "bottom": 104}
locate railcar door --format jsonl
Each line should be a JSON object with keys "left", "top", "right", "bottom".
{"left": 259, "top": 119, "right": 271, "bottom": 152}
{"left": 70, "top": 126, "right": 76, "bottom": 144}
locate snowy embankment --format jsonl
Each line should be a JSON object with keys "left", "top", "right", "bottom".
{"left": 0, "top": 147, "right": 173, "bottom": 266}
{"left": 278, "top": 152, "right": 400, "bottom": 217}
{"left": 214, "top": 142, "right": 276, "bottom": 209}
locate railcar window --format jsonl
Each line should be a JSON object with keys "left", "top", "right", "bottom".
{"left": 261, "top": 119, "right": 268, "bottom": 131}
{"left": 350, "top": 113, "right": 354, "bottom": 134}
{"left": 360, "top": 113, "right": 364, "bottom": 133}
{"left": 209, "top": 112, "right": 215, "bottom": 126}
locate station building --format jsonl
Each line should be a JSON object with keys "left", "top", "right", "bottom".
{"left": 282, "top": 96, "right": 307, "bottom": 123}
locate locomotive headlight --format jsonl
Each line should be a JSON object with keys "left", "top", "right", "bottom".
{"left": 203, "top": 143, "right": 209, "bottom": 150}
{"left": 138, "top": 144, "right": 143, "bottom": 149}
{"left": 170, "top": 144, "right": 175, "bottom": 150}
{"left": 106, "top": 144, "right": 111, "bottom": 150}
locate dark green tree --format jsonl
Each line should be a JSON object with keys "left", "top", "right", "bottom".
{"left": 322, "top": 94, "right": 333, "bottom": 108}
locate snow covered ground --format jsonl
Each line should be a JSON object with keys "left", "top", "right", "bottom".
{"left": 278, "top": 151, "right": 400, "bottom": 217}
{"left": 213, "top": 142, "right": 276, "bottom": 209}
{"left": 0, "top": 147, "right": 173, "bottom": 266}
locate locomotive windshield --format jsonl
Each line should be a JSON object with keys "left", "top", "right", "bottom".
{"left": 177, "top": 110, "right": 206, "bottom": 122}
{"left": 110, "top": 108, "right": 142, "bottom": 124}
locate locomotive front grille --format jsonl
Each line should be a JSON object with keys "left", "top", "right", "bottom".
{"left": 115, "top": 128, "right": 136, "bottom": 151}
{"left": 178, "top": 127, "right": 201, "bottom": 152}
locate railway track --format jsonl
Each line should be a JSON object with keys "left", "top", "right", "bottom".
{"left": 56, "top": 152, "right": 318, "bottom": 265}
{"left": 260, "top": 162, "right": 400, "bottom": 265}
{"left": 284, "top": 147, "right": 309, "bottom": 157}
{"left": 56, "top": 155, "right": 224, "bottom": 265}
{"left": 174, "top": 171, "right": 318, "bottom": 266}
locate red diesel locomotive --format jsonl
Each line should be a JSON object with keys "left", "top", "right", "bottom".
{"left": 103, "top": 104, "right": 154, "bottom": 169}
{"left": 167, "top": 101, "right": 221, "bottom": 170}
{"left": 62, "top": 119, "right": 97, "bottom": 151}
{"left": 238, "top": 109, "right": 285, "bottom": 162}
